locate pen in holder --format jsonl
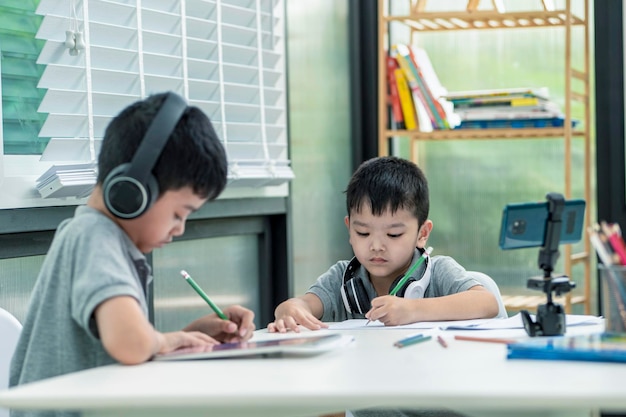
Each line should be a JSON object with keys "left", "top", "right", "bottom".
{"left": 598, "top": 264, "right": 626, "bottom": 334}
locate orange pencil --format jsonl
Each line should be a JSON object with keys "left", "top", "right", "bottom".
{"left": 453, "top": 335, "right": 517, "bottom": 344}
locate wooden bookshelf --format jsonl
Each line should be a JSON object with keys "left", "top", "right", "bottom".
{"left": 377, "top": 0, "right": 592, "bottom": 314}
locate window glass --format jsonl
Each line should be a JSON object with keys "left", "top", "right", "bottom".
{"left": 0, "top": 2, "right": 47, "bottom": 155}
{"left": 152, "top": 235, "right": 260, "bottom": 331}
{"left": 0, "top": 0, "right": 291, "bottom": 209}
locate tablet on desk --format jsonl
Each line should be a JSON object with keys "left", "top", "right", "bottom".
{"left": 153, "top": 333, "right": 354, "bottom": 361}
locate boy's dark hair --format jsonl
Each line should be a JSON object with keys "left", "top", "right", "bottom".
{"left": 97, "top": 93, "right": 228, "bottom": 200}
{"left": 345, "top": 156, "right": 429, "bottom": 226}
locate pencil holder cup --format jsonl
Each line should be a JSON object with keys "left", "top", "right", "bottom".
{"left": 599, "top": 264, "right": 626, "bottom": 334}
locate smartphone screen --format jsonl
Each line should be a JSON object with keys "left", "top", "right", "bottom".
{"left": 499, "top": 199, "right": 585, "bottom": 250}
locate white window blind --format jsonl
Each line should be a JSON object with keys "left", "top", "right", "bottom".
{"left": 1, "top": 0, "right": 291, "bottom": 207}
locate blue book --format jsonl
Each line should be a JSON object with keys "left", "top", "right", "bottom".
{"left": 456, "top": 117, "right": 578, "bottom": 129}
{"left": 507, "top": 333, "right": 626, "bottom": 363}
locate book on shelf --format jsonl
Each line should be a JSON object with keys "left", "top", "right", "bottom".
{"left": 407, "top": 45, "right": 451, "bottom": 130}
{"left": 442, "top": 87, "right": 550, "bottom": 102}
{"left": 456, "top": 117, "right": 574, "bottom": 129}
{"left": 393, "top": 68, "right": 418, "bottom": 131}
{"left": 388, "top": 44, "right": 455, "bottom": 131}
{"left": 442, "top": 86, "right": 576, "bottom": 129}
{"left": 392, "top": 47, "right": 437, "bottom": 131}
{"left": 507, "top": 333, "right": 626, "bottom": 363}
{"left": 454, "top": 104, "right": 562, "bottom": 121}
{"left": 451, "top": 96, "right": 547, "bottom": 109}
{"left": 385, "top": 56, "right": 405, "bottom": 130}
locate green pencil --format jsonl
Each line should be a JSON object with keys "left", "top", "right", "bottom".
{"left": 180, "top": 270, "right": 228, "bottom": 320}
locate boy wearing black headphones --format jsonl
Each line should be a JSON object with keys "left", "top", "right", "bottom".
{"left": 11, "top": 93, "right": 255, "bottom": 402}
{"left": 269, "top": 156, "right": 499, "bottom": 332}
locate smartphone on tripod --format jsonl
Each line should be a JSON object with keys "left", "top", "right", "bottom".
{"left": 499, "top": 199, "right": 585, "bottom": 250}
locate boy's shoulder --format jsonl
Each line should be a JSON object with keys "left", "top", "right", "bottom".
{"left": 425, "top": 255, "right": 479, "bottom": 297}
{"left": 429, "top": 255, "right": 466, "bottom": 277}
{"left": 50, "top": 205, "right": 146, "bottom": 272}
{"left": 60, "top": 205, "right": 111, "bottom": 230}
{"left": 430, "top": 254, "right": 460, "bottom": 265}
{"left": 56, "top": 205, "right": 126, "bottom": 246}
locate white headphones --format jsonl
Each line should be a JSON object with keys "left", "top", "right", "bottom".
{"left": 340, "top": 249, "right": 433, "bottom": 314}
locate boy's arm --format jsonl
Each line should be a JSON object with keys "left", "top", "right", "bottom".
{"left": 95, "top": 296, "right": 216, "bottom": 365}
{"left": 267, "top": 293, "right": 326, "bottom": 333}
{"left": 367, "top": 286, "right": 499, "bottom": 326}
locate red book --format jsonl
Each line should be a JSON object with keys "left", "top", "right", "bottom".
{"left": 386, "top": 55, "right": 405, "bottom": 129}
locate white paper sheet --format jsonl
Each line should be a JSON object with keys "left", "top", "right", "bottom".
{"left": 327, "top": 313, "right": 604, "bottom": 331}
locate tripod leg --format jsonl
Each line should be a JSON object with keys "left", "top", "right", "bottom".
{"left": 521, "top": 310, "right": 539, "bottom": 337}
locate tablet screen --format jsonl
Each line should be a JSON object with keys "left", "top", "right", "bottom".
{"left": 153, "top": 333, "right": 353, "bottom": 361}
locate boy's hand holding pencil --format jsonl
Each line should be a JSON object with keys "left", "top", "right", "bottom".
{"left": 181, "top": 270, "right": 256, "bottom": 342}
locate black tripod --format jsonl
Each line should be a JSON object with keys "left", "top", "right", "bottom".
{"left": 520, "top": 193, "right": 576, "bottom": 337}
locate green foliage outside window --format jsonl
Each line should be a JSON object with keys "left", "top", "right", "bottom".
{"left": 0, "top": 1, "right": 48, "bottom": 155}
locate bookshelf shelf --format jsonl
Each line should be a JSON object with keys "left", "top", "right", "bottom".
{"left": 383, "top": 128, "right": 586, "bottom": 140}
{"left": 387, "top": 10, "right": 585, "bottom": 31}
{"left": 377, "top": 0, "right": 592, "bottom": 315}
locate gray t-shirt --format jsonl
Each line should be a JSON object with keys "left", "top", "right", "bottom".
{"left": 308, "top": 249, "right": 480, "bottom": 322}
{"left": 10, "top": 206, "right": 151, "bottom": 417}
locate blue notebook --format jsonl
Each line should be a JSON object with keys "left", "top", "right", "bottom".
{"left": 507, "top": 333, "right": 626, "bottom": 363}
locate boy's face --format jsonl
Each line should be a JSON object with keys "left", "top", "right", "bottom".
{"left": 345, "top": 204, "right": 431, "bottom": 283}
{"left": 121, "top": 187, "right": 207, "bottom": 253}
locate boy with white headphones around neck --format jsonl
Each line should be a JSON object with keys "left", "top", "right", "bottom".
{"left": 268, "top": 156, "right": 499, "bottom": 332}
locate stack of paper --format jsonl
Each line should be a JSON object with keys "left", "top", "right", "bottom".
{"left": 35, "top": 163, "right": 97, "bottom": 199}
{"left": 327, "top": 313, "right": 603, "bottom": 331}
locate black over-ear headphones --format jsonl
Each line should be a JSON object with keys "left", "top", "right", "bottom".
{"left": 340, "top": 249, "right": 431, "bottom": 314}
{"left": 103, "top": 92, "right": 187, "bottom": 219}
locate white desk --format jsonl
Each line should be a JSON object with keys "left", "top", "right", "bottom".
{"left": 1, "top": 323, "right": 624, "bottom": 417}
